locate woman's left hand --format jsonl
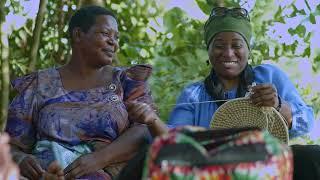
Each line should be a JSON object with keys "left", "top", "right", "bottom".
{"left": 250, "top": 84, "right": 279, "bottom": 108}
{"left": 43, "top": 161, "right": 64, "bottom": 180}
{"left": 64, "top": 152, "right": 105, "bottom": 179}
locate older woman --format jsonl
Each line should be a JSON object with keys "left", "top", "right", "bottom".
{"left": 6, "top": 5, "right": 155, "bottom": 180}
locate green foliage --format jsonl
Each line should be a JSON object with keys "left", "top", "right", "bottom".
{"left": 1, "top": 0, "right": 319, "bottom": 141}
{"left": 105, "top": 0, "right": 162, "bottom": 65}
{"left": 195, "top": 0, "right": 212, "bottom": 15}
{"left": 7, "top": 0, "right": 162, "bottom": 75}
{"left": 150, "top": 0, "right": 320, "bottom": 140}
{"left": 149, "top": 7, "right": 208, "bottom": 120}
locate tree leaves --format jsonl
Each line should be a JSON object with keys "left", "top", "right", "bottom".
{"left": 309, "top": 14, "right": 316, "bottom": 24}
{"left": 195, "top": 0, "right": 212, "bottom": 15}
{"left": 1, "top": 0, "right": 319, "bottom": 129}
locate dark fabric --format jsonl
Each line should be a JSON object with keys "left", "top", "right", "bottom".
{"left": 204, "top": 69, "right": 224, "bottom": 106}
{"left": 204, "top": 64, "right": 254, "bottom": 107}
{"left": 204, "top": 14, "right": 252, "bottom": 48}
{"left": 116, "top": 139, "right": 149, "bottom": 180}
{"left": 291, "top": 144, "right": 320, "bottom": 180}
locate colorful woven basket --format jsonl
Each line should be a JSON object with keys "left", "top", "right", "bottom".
{"left": 210, "top": 97, "right": 289, "bottom": 144}
{"left": 142, "top": 127, "right": 293, "bottom": 180}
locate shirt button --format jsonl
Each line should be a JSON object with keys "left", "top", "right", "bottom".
{"left": 108, "top": 83, "right": 117, "bottom": 91}
{"left": 110, "top": 95, "right": 119, "bottom": 102}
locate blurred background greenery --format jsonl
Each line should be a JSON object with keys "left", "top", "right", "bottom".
{"left": 0, "top": 0, "right": 319, "bottom": 144}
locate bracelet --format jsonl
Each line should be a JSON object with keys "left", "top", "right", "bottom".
{"left": 275, "top": 95, "right": 282, "bottom": 112}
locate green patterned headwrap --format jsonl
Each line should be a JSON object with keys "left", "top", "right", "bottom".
{"left": 204, "top": 15, "right": 252, "bottom": 49}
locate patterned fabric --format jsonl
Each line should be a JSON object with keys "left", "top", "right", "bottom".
{"left": 33, "top": 140, "right": 92, "bottom": 169}
{"left": 143, "top": 127, "right": 293, "bottom": 180}
{"left": 168, "top": 64, "right": 314, "bottom": 138}
{"left": 6, "top": 65, "right": 154, "bottom": 179}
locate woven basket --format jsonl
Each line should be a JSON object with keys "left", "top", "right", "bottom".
{"left": 210, "top": 98, "right": 289, "bottom": 144}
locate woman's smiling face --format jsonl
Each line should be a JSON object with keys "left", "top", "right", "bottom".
{"left": 208, "top": 31, "right": 249, "bottom": 80}
{"left": 77, "top": 15, "right": 119, "bottom": 67}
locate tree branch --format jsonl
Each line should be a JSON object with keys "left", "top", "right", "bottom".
{"left": 0, "top": 0, "right": 10, "bottom": 132}
{"left": 28, "top": 0, "right": 48, "bottom": 72}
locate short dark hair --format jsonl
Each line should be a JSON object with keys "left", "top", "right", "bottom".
{"left": 68, "top": 5, "right": 117, "bottom": 39}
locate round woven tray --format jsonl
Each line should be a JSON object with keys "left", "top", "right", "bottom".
{"left": 210, "top": 98, "right": 289, "bottom": 144}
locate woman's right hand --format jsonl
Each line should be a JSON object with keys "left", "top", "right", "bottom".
{"left": 19, "top": 156, "right": 44, "bottom": 180}
{"left": 126, "top": 101, "right": 159, "bottom": 125}
{"left": 126, "top": 101, "right": 168, "bottom": 137}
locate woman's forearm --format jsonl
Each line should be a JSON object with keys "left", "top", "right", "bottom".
{"left": 97, "top": 124, "right": 149, "bottom": 166}
{"left": 279, "top": 101, "right": 293, "bottom": 129}
{"left": 147, "top": 118, "right": 169, "bottom": 137}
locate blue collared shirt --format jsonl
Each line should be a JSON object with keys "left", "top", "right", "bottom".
{"left": 168, "top": 64, "right": 314, "bottom": 138}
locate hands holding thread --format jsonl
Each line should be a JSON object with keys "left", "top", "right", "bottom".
{"left": 248, "top": 83, "right": 280, "bottom": 110}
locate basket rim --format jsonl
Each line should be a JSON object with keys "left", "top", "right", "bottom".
{"left": 210, "top": 97, "right": 289, "bottom": 144}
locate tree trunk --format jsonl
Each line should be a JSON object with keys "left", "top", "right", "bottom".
{"left": 28, "top": 0, "right": 48, "bottom": 72}
{"left": 54, "top": 0, "right": 68, "bottom": 65}
{"left": 0, "top": 0, "right": 10, "bottom": 132}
